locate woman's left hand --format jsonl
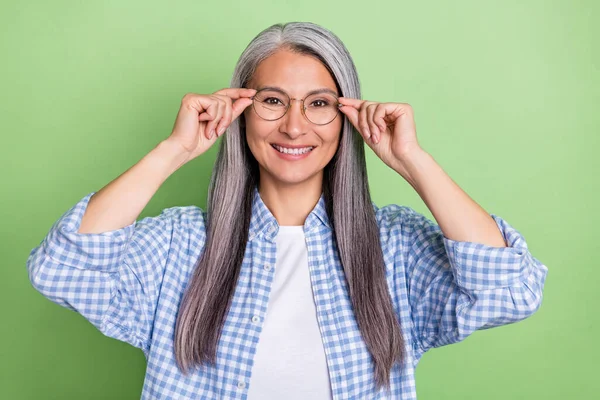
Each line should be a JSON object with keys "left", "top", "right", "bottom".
{"left": 338, "top": 97, "right": 423, "bottom": 177}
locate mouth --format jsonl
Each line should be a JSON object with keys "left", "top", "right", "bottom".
{"left": 270, "top": 143, "right": 316, "bottom": 155}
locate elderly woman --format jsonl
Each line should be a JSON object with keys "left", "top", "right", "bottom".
{"left": 27, "top": 22, "right": 547, "bottom": 399}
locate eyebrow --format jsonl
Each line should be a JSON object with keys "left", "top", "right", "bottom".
{"left": 257, "top": 85, "right": 339, "bottom": 98}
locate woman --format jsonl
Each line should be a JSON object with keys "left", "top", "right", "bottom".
{"left": 26, "top": 22, "right": 548, "bottom": 399}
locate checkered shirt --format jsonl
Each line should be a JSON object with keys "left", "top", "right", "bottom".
{"left": 27, "top": 186, "right": 548, "bottom": 399}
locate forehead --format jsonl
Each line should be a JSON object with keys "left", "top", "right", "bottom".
{"left": 250, "top": 50, "right": 338, "bottom": 95}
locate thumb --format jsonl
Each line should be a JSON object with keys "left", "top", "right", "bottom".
{"left": 231, "top": 97, "right": 253, "bottom": 121}
{"left": 339, "top": 105, "right": 360, "bottom": 130}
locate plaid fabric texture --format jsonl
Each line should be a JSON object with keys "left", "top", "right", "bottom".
{"left": 27, "top": 186, "right": 547, "bottom": 399}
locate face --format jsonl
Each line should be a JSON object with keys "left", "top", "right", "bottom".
{"left": 244, "top": 49, "right": 343, "bottom": 190}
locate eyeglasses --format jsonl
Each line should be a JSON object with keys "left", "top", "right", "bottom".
{"left": 250, "top": 87, "right": 342, "bottom": 125}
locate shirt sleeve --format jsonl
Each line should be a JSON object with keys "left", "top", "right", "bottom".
{"left": 26, "top": 192, "right": 206, "bottom": 355}
{"left": 379, "top": 205, "right": 548, "bottom": 358}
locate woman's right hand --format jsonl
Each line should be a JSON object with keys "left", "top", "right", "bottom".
{"left": 167, "top": 88, "right": 256, "bottom": 162}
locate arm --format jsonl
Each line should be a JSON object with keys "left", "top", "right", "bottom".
{"left": 382, "top": 150, "right": 548, "bottom": 357}
{"left": 392, "top": 148, "right": 506, "bottom": 247}
{"left": 26, "top": 139, "right": 202, "bottom": 355}
{"left": 27, "top": 90, "right": 250, "bottom": 353}
{"left": 78, "top": 86, "right": 257, "bottom": 233}
{"left": 339, "top": 97, "right": 548, "bottom": 358}
{"left": 79, "top": 139, "right": 190, "bottom": 233}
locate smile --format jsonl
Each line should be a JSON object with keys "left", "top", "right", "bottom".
{"left": 271, "top": 144, "right": 315, "bottom": 155}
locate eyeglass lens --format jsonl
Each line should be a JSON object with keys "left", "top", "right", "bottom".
{"left": 252, "top": 89, "right": 339, "bottom": 125}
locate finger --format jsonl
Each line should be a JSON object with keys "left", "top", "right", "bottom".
{"left": 214, "top": 87, "right": 257, "bottom": 100}
{"left": 197, "top": 100, "right": 220, "bottom": 139}
{"left": 215, "top": 96, "right": 233, "bottom": 137}
{"left": 340, "top": 105, "right": 372, "bottom": 142}
{"left": 205, "top": 98, "right": 225, "bottom": 139}
{"left": 373, "top": 104, "right": 389, "bottom": 133}
{"left": 358, "top": 102, "right": 372, "bottom": 141}
{"left": 366, "top": 104, "right": 379, "bottom": 142}
{"left": 231, "top": 97, "right": 253, "bottom": 121}
{"left": 212, "top": 88, "right": 256, "bottom": 136}
{"left": 216, "top": 108, "right": 231, "bottom": 137}
{"left": 338, "top": 97, "right": 366, "bottom": 110}
{"left": 199, "top": 113, "right": 213, "bottom": 122}
{"left": 213, "top": 99, "right": 227, "bottom": 137}
{"left": 338, "top": 105, "right": 363, "bottom": 138}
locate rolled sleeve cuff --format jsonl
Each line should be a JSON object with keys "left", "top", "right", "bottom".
{"left": 42, "top": 192, "right": 136, "bottom": 271}
{"left": 442, "top": 214, "right": 535, "bottom": 291}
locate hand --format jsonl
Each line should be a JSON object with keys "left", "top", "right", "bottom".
{"left": 338, "top": 97, "right": 424, "bottom": 175}
{"left": 167, "top": 87, "right": 256, "bottom": 161}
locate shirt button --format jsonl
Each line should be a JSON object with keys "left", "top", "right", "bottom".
{"left": 237, "top": 381, "right": 246, "bottom": 389}
{"left": 251, "top": 315, "right": 260, "bottom": 323}
{"left": 264, "top": 264, "right": 272, "bottom": 271}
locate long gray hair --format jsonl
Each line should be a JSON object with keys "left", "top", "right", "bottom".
{"left": 174, "top": 22, "right": 405, "bottom": 390}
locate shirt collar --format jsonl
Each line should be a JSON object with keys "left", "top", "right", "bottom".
{"left": 248, "top": 186, "right": 331, "bottom": 242}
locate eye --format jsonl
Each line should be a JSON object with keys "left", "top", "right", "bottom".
{"left": 310, "top": 99, "right": 330, "bottom": 107}
{"left": 262, "top": 97, "right": 285, "bottom": 106}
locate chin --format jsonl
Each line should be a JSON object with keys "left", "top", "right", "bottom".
{"left": 260, "top": 166, "right": 323, "bottom": 187}
{"left": 274, "top": 172, "right": 318, "bottom": 185}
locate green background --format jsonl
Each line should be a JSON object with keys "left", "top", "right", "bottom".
{"left": 2, "top": 0, "right": 597, "bottom": 398}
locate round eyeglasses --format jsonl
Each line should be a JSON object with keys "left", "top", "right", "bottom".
{"left": 250, "top": 88, "right": 342, "bottom": 126}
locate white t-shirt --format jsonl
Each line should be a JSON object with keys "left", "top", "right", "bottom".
{"left": 246, "top": 225, "right": 333, "bottom": 399}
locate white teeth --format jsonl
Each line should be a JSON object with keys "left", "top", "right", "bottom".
{"left": 272, "top": 145, "right": 314, "bottom": 155}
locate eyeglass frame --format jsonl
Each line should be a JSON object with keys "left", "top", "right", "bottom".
{"left": 249, "top": 87, "right": 344, "bottom": 126}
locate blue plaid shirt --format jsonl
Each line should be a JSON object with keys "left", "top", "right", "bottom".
{"left": 27, "top": 187, "right": 547, "bottom": 399}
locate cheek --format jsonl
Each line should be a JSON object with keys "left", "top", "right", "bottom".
{"left": 244, "top": 124, "right": 268, "bottom": 152}
{"left": 321, "top": 122, "right": 343, "bottom": 150}
{"left": 244, "top": 111, "right": 272, "bottom": 140}
{"left": 244, "top": 122, "right": 277, "bottom": 166}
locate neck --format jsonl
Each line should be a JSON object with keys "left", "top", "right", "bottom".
{"left": 258, "top": 172, "right": 323, "bottom": 226}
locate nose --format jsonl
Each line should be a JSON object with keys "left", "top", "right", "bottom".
{"left": 279, "top": 98, "right": 309, "bottom": 138}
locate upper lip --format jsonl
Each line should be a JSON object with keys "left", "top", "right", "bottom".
{"left": 271, "top": 143, "right": 317, "bottom": 149}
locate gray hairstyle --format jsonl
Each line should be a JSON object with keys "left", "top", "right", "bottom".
{"left": 174, "top": 22, "right": 405, "bottom": 391}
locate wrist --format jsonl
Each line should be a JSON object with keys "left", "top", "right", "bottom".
{"left": 149, "top": 139, "right": 192, "bottom": 177}
{"left": 392, "top": 147, "right": 430, "bottom": 188}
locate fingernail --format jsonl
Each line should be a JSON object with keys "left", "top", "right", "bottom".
{"left": 217, "top": 127, "right": 225, "bottom": 136}
{"left": 210, "top": 129, "right": 215, "bottom": 138}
